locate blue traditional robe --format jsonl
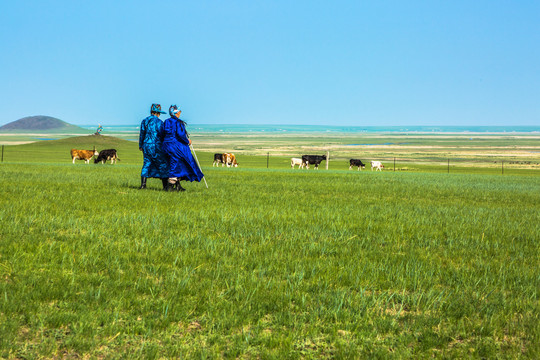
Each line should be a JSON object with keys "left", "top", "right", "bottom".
{"left": 139, "top": 115, "right": 169, "bottom": 178}
{"left": 162, "top": 118, "right": 204, "bottom": 182}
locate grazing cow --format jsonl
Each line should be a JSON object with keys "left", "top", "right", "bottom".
{"left": 349, "top": 159, "right": 366, "bottom": 170}
{"left": 291, "top": 157, "right": 304, "bottom": 169}
{"left": 94, "top": 149, "right": 120, "bottom": 164}
{"left": 371, "top": 161, "right": 384, "bottom": 171}
{"left": 224, "top": 153, "right": 238, "bottom": 167}
{"left": 70, "top": 149, "right": 98, "bottom": 164}
{"left": 213, "top": 153, "right": 224, "bottom": 167}
{"left": 302, "top": 155, "right": 327, "bottom": 170}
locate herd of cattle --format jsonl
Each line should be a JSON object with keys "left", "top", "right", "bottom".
{"left": 291, "top": 155, "right": 384, "bottom": 171}
{"left": 70, "top": 148, "right": 120, "bottom": 164}
{"left": 70, "top": 149, "right": 385, "bottom": 170}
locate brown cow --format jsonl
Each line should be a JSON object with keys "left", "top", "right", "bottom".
{"left": 223, "top": 153, "right": 238, "bottom": 167}
{"left": 213, "top": 153, "right": 238, "bottom": 167}
{"left": 71, "top": 149, "right": 99, "bottom": 164}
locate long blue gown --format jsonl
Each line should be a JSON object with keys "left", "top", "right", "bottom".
{"left": 139, "top": 115, "right": 169, "bottom": 178}
{"left": 162, "top": 118, "right": 204, "bottom": 182}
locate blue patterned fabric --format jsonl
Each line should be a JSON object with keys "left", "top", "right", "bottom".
{"left": 162, "top": 118, "right": 204, "bottom": 182}
{"left": 139, "top": 115, "right": 169, "bottom": 178}
{"left": 151, "top": 103, "right": 166, "bottom": 114}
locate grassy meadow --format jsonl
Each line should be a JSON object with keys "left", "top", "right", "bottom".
{"left": 0, "top": 135, "right": 539, "bottom": 358}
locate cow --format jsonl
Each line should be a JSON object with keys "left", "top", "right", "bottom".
{"left": 213, "top": 153, "right": 224, "bottom": 167}
{"left": 223, "top": 153, "right": 238, "bottom": 167}
{"left": 302, "top": 155, "right": 326, "bottom": 170}
{"left": 94, "top": 149, "right": 120, "bottom": 164}
{"left": 213, "top": 153, "right": 238, "bottom": 167}
{"left": 349, "top": 159, "right": 366, "bottom": 170}
{"left": 71, "top": 149, "right": 98, "bottom": 164}
{"left": 371, "top": 161, "right": 384, "bottom": 171}
{"left": 291, "top": 157, "right": 304, "bottom": 169}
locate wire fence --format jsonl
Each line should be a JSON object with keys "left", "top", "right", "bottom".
{"left": 329, "top": 155, "right": 539, "bottom": 174}
{"left": 270, "top": 152, "right": 540, "bottom": 175}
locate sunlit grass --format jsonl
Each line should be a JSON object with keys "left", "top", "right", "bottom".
{"left": 0, "top": 157, "right": 539, "bottom": 358}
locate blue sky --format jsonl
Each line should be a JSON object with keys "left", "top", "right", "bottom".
{"left": 1, "top": 1, "right": 538, "bottom": 127}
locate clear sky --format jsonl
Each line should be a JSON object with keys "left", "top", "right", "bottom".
{"left": 1, "top": 1, "right": 538, "bottom": 127}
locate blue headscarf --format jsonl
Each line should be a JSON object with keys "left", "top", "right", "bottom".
{"left": 169, "top": 105, "right": 181, "bottom": 118}
{"left": 169, "top": 105, "right": 187, "bottom": 126}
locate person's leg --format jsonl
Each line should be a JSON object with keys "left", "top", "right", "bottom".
{"left": 139, "top": 176, "right": 147, "bottom": 189}
{"left": 140, "top": 153, "right": 151, "bottom": 189}
{"left": 167, "top": 177, "right": 178, "bottom": 191}
{"left": 176, "top": 180, "right": 186, "bottom": 192}
{"left": 161, "top": 178, "right": 169, "bottom": 191}
{"left": 176, "top": 176, "right": 188, "bottom": 191}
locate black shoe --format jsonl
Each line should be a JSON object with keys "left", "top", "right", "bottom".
{"left": 139, "top": 177, "right": 147, "bottom": 190}
{"left": 176, "top": 182, "right": 186, "bottom": 192}
{"left": 161, "top": 178, "right": 169, "bottom": 191}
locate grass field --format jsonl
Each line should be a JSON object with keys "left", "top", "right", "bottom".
{"left": 1, "top": 133, "right": 540, "bottom": 174}
{"left": 0, "top": 135, "right": 539, "bottom": 358}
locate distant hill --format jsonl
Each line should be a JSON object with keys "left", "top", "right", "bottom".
{"left": 0, "top": 116, "right": 90, "bottom": 133}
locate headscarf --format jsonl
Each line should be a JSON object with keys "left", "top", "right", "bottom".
{"left": 169, "top": 105, "right": 181, "bottom": 118}
{"left": 169, "top": 105, "right": 187, "bottom": 127}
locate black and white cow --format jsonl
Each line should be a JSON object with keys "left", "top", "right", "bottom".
{"left": 213, "top": 153, "right": 224, "bottom": 167}
{"left": 94, "top": 149, "right": 119, "bottom": 164}
{"left": 301, "top": 155, "right": 327, "bottom": 170}
{"left": 349, "top": 159, "right": 366, "bottom": 170}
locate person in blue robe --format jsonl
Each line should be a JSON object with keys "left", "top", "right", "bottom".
{"left": 138, "top": 104, "right": 169, "bottom": 190}
{"left": 162, "top": 105, "right": 204, "bottom": 191}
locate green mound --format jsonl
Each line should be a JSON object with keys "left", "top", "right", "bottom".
{"left": 0, "top": 116, "right": 90, "bottom": 133}
{"left": 5, "top": 135, "right": 141, "bottom": 164}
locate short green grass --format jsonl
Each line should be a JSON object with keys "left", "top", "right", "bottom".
{"left": 0, "top": 137, "right": 539, "bottom": 358}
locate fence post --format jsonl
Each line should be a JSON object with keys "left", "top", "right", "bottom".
{"left": 448, "top": 159, "right": 450, "bottom": 173}
{"left": 267, "top": 152, "right": 269, "bottom": 169}
{"left": 326, "top": 151, "right": 329, "bottom": 170}
{"left": 394, "top": 157, "right": 395, "bottom": 171}
{"left": 1, "top": 145, "right": 3, "bottom": 162}
{"left": 502, "top": 160, "right": 504, "bottom": 175}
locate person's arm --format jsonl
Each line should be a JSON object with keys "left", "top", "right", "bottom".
{"left": 139, "top": 119, "right": 146, "bottom": 150}
{"left": 158, "top": 120, "right": 165, "bottom": 143}
{"left": 176, "top": 122, "right": 190, "bottom": 145}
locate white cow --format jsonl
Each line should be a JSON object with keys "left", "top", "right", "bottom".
{"left": 291, "top": 157, "right": 304, "bottom": 169}
{"left": 371, "top": 161, "right": 384, "bottom": 171}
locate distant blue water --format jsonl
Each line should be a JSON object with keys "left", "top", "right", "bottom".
{"left": 80, "top": 124, "right": 540, "bottom": 134}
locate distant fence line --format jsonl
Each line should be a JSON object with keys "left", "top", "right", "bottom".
{"left": 1, "top": 146, "right": 539, "bottom": 174}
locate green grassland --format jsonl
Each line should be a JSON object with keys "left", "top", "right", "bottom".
{"left": 1, "top": 133, "right": 540, "bottom": 174}
{"left": 0, "top": 136, "right": 539, "bottom": 358}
